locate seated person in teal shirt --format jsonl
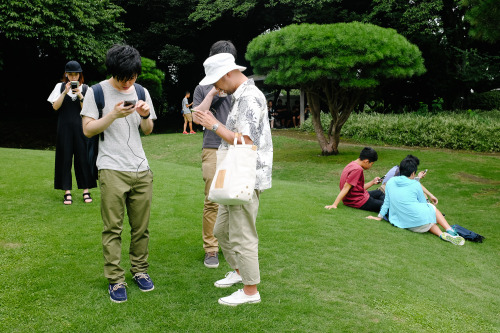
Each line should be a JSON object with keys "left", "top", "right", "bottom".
{"left": 366, "top": 157, "right": 465, "bottom": 246}
{"left": 380, "top": 154, "right": 438, "bottom": 205}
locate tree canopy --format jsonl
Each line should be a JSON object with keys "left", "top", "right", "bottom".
{"left": 462, "top": 0, "right": 500, "bottom": 43}
{"left": 247, "top": 22, "right": 426, "bottom": 154}
{"left": 0, "top": 0, "right": 127, "bottom": 64}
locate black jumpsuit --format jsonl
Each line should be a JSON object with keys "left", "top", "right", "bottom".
{"left": 54, "top": 85, "right": 96, "bottom": 190}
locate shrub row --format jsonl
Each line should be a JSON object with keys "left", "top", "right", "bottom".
{"left": 301, "top": 111, "right": 500, "bottom": 152}
{"left": 468, "top": 90, "right": 500, "bottom": 110}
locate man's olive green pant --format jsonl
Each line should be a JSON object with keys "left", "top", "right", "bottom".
{"left": 99, "top": 169, "right": 153, "bottom": 284}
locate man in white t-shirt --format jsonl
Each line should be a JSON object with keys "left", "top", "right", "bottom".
{"left": 81, "top": 44, "right": 157, "bottom": 303}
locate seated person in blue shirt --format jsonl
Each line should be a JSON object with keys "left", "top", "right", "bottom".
{"left": 366, "top": 157, "right": 465, "bottom": 246}
{"left": 380, "top": 154, "right": 438, "bottom": 205}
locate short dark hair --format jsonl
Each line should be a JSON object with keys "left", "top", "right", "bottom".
{"left": 209, "top": 40, "right": 237, "bottom": 58}
{"left": 359, "top": 147, "right": 378, "bottom": 162}
{"left": 185, "top": 91, "right": 190, "bottom": 95}
{"left": 106, "top": 44, "right": 142, "bottom": 82}
{"left": 405, "top": 154, "right": 420, "bottom": 166}
{"left": 399, "top": 158, "right": 418, "bottom": 177}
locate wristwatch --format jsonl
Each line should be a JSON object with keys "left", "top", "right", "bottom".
{"left": 211, "top": 123, "right": 219, "bottom": 132}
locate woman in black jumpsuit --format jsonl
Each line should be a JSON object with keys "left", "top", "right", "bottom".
{"left": 47, "top": 61, "right": 96, "bottom": 204}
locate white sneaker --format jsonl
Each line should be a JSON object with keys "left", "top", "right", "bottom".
{"left": 214, "top": 271, "right": 243, "bottom": 288}
{"left": 218, "top": 289, "right": 261, "bottom": 306}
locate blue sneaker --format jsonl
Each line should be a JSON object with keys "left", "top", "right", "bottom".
{"left": 109, "top": 282, "right": 127, "bottom": 303}
{"left": 133, "top": 273, "right": 154, "bottom": 292}
{"left": 446, "top": 228, "right": 459, "bottom": 237}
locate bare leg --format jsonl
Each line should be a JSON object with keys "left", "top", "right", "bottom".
{"left": 183, "top": 120, "right": 187, "bottom": 132}
{"left": 428, "top": 224, "right": 443, "bottom": 236}
{"left": 235, "top": 269, "right": 258, "bottom": 295}
{"left": 428, "top": 207, "right": 451, "bottom": 237}
{"left": 189, "top": 121, "right": 194, "bottom": 132}
{"left": 435, "top": 207, "right": 452, "bottom": 230}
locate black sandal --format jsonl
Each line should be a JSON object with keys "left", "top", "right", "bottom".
{"left": 63, "top": 193, "right": 73, "bottom": 205}
{"left": 83, "top": 192, "right": 93, "bottom": 203}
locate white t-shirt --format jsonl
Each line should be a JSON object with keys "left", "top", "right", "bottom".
{"left": 80, "top": 80, "right": 157, "bottom": 172}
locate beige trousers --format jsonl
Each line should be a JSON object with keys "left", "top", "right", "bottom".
{"left": 202, "top": 148, "right": 219, "bottom": 253}
{"left": 214, "top": 190, "right": 261, "bottom": 285}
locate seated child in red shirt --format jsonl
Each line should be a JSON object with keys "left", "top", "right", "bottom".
{"left": 325, "top": 147, "right": 385, "bottom": 212}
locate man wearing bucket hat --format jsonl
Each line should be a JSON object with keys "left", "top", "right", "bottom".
{"left": 194, "top": 53, "right": 273, "bottom": 306}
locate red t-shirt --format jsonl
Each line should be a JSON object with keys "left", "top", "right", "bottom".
{"left": 339, "top": 161, "right": 369, "bottom": 208}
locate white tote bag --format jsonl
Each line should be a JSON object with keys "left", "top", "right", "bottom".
{"left": 208, "top": 134, "right": 257, "bottom": 205}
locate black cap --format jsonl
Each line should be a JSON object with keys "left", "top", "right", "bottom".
{"left": 65, "top": 60, "right": 82, "bottom": 73}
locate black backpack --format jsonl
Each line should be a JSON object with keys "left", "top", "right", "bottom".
{"left": 87, "top": 83, "right": 146, "bottom": 179}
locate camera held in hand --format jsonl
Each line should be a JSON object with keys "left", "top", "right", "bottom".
{"left": 70, "top": 81, "right": 79, "bottom": 90}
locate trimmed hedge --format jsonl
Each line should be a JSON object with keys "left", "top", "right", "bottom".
{"left": 469, "top": 91, "right": 500, "bottom": 110}
{"left": 301, "top": 111, "right": 500, "bottom": 152}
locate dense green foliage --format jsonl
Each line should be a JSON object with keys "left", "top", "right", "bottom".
{"left": 0, "top": 0, "right": 127, "bottom": 64}
{"left": 1, "top": 134, "right": 499, "bottom": 331}
{"left": 468, "top": 90, "right": 500, "bottom": 110}
{"left": 1, "top": 0, "right": 499, "bottom": 128}
{"left": 302, "top": 111, "right": 500, "bottom": 152}
{"left": 138, "top": 57, "right": 165, "bottom": 102}
{"left": 247, "top": 22, "right": 425, "bottom": 155}
{"left": 247, "top": 23, "right": 425, "bottom": 89}
{"left": 462, "top": 0, "right": 500, "bottom": 43}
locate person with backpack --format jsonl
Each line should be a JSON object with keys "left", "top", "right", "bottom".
{"left": 47, "top": 60, "right": 96, "bottom": 205}
{"left": 81, "top": 45, "right": 157, "bottom": 303}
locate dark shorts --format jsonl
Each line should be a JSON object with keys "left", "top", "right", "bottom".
{"left": 359, "top": 189, "right": 385, "bottom": 213}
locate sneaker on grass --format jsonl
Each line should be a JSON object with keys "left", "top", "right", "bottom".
{"left": 214, "top": 271, "right": 242, "bottom": 288}
{"left": 446, "top": 228, "right": 459, "bottom": 237}
{"left": 218, "top": 289, "right": 261, "bottom": 306}
{"left": 133, "top": 273, "right": 155, "bottom": 292}
{"left": 204, "top": 252, "right": 219, "bottom": 268}
{"left": 109, "top": 282, "right": 127, "bottom": 303}
{"left": 440, "top": 232, "right": 465, "bottom": 246}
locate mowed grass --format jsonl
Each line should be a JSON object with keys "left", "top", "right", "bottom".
{"left": 0, "top": 131, "right": 499, "bottom": 332}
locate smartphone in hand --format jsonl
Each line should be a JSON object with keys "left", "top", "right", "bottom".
{"left": 70, "top": 81, "right": 79, "bottom": 89}
{"left": 124, "top": 100, "right": 136, "bottom": 107}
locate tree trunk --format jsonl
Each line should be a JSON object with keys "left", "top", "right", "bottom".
{"left": 306, "top": 84, "right": 361, "bottom": 156}
{"left": 307, "top": 91, "right": 339, "bottom": 155}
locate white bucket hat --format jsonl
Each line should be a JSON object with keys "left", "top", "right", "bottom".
{"left": 199, "top": 53, "right": 246, "bottom": 86}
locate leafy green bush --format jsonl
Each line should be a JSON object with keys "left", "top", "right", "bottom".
{"left": 301, "top": 111, "right": 500, "bottom": 152}
{"left": 469, "top": 90, "right": 500, "bottom": 110}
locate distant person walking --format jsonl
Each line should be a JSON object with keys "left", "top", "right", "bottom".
{"left": 47, "top": 60, "right": 96, "bottom": 205}
{"left": 182, "top": 91, "right": 195, "bottom": 134}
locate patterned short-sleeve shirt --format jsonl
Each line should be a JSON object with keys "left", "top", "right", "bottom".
{"left": 220, "top": 79, "right": 273, "bottom": 190}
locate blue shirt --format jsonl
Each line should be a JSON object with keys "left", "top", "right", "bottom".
{"left": 379, "top": 176, "right": 436, "bottom": 228}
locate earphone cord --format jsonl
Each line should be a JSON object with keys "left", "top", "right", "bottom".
{"left": 125, "top": 116, "right": 150, "bottom": 179}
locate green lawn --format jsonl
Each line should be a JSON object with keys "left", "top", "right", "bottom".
{"left": 1, "top": 132, "right": 499, "bottom": 332}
